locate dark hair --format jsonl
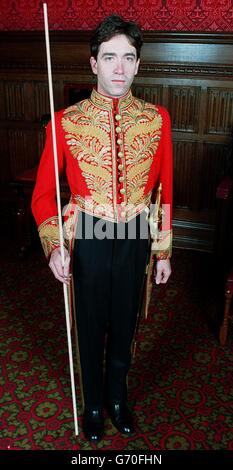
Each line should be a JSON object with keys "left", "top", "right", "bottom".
{"left": 90, "top": 14, "right": 143, "bottom": 60}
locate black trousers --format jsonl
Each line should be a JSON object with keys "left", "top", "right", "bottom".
{"left": 72, "top": 212, "right": 148, "bottom": 409}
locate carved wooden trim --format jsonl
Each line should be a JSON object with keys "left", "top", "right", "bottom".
{"left": 0, "top": 62, "right": 91, "bottom": 72}
{"left": 1, "top": 62, "right": 233, "bottom": 80}
{"left": 1, "top": 31, "right": 233, "bottom": 44}
{"left": 1, "top": 31, "right": 233, "bottom": 79}
{"left": 139, "top": 63, "right": 233, "bottom": 78}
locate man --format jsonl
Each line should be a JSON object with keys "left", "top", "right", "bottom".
{"left": 31, "top": 14, "right": 172, "bottom": 442}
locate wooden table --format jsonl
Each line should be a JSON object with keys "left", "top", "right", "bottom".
{"left": 11, "top": 167, "right": 70, "bottom": 256}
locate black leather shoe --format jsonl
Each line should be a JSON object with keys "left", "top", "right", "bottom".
{"left": 107, "top": 402, "right": 134, "bottom": 434}
{"left": 83, "top": 408, "right": 104, "bottom": 442}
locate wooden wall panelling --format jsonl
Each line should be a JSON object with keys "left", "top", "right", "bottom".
{"left": 173, "top": 140, "right": 198, "bottom": 210}
{"left": 0, "top": 129, "right": 10, "bottom": 185}
{"left": 8, "top": 129, "right": 38, "bottom": 178}
{"left": 5, "top": 81, "right": 26, "bottom": 121}
{"left": 34, "top": 81, "right": 51, "bottom": 120}
{"left": 37, "top": 130, "right": 46, "bottom": 160}
{"left": 168, "top": 85, "right": 201, "bottom": 133}
{"left": 0, "top": 82, "right": 6, "bottom": 121}
{"left": 200, "top": 143, "right": 229, "bottom": 210}
{"left": 132, "top": 84, "right": 164, "bottom": 105}
{"left": 206, "top": 88, "right": 233, "bottom": 135}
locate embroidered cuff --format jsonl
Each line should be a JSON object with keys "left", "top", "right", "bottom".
{"left": 151, "top": 229, "right": 172, "bottom": 259}
{"left": 38, "top": 217, "right": 60, "bottom": 259}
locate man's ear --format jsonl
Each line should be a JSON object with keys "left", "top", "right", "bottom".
{"left": 90, "top": 56, "right": 97, "bottom": 75}
{"left": 135, "top": 58, "right": 140, "bottom": 76}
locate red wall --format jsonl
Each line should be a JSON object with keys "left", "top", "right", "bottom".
{"left": 0, "top": 0, "right": 232, "bottom": 31}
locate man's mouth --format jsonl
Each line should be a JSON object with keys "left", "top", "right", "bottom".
{"left": 111, "top": 80, "right": 125, "bottom": 84}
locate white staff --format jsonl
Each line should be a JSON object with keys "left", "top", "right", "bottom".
{"left": 43, "top": 2, "right": 79, "bottom": 436}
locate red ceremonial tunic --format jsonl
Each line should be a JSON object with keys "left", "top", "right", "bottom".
{"left": 32, "top": 88, "right": 173, "bottom": 266}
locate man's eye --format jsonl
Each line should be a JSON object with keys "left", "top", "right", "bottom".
{"left": 126, "top": 57, "right": 134, "bottom": 62}
{"left": 105, "top": 56, "right": 113, "bottom": 61}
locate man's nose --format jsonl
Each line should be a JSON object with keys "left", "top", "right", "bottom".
{"left": 114, "top": 60, "right": 124, "bottom": 74}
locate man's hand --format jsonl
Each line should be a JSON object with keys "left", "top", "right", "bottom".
{"left": 154, "top": 259, "right": 171, "bottom": 284}
{"left": 49, "top": 247, "right": 71, "bottom": 285}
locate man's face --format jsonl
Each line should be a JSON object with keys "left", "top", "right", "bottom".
{"left": 90, "top": 34, "right": 140, "bottom": 98}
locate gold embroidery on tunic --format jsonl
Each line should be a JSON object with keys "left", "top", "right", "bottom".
{"left": 62, "top": 92, "right": 163, "bottom": 221}
{"left": 128, "top": 188, "right": 145, "bottom": 205}
{"left": 62, "top": 101, "right": 113, "bottom": 207}
{"left": 79, "top": 161, "right": 111, "bottom": 182}
{"left": 123, "top": 101, "right": 162, "bottom": 206}
{"left": 38, "top": 219, "right": 60, "bottom": 258}
{"left": 127, "top": 158, "right": 152, "bottom": 180}
{"left": 125, "top": 116, "right": 162, "bottom": 145}
{"left": 64, "top": 121, "right": 108, "bottom": 145}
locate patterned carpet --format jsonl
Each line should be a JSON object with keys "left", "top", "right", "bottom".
{"left": 0, "top": 241, "right": 233, "bottom": 451}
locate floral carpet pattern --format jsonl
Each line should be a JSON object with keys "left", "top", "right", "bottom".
{"left": 0, "top": 243, "right": 233, "bottom": 450}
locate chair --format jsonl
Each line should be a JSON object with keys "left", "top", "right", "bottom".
{"left": 219, "top": 268, "right": 233, "bottom": 346}
{"left": 215, "top": 176, "right": 233, "bottom": 345}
